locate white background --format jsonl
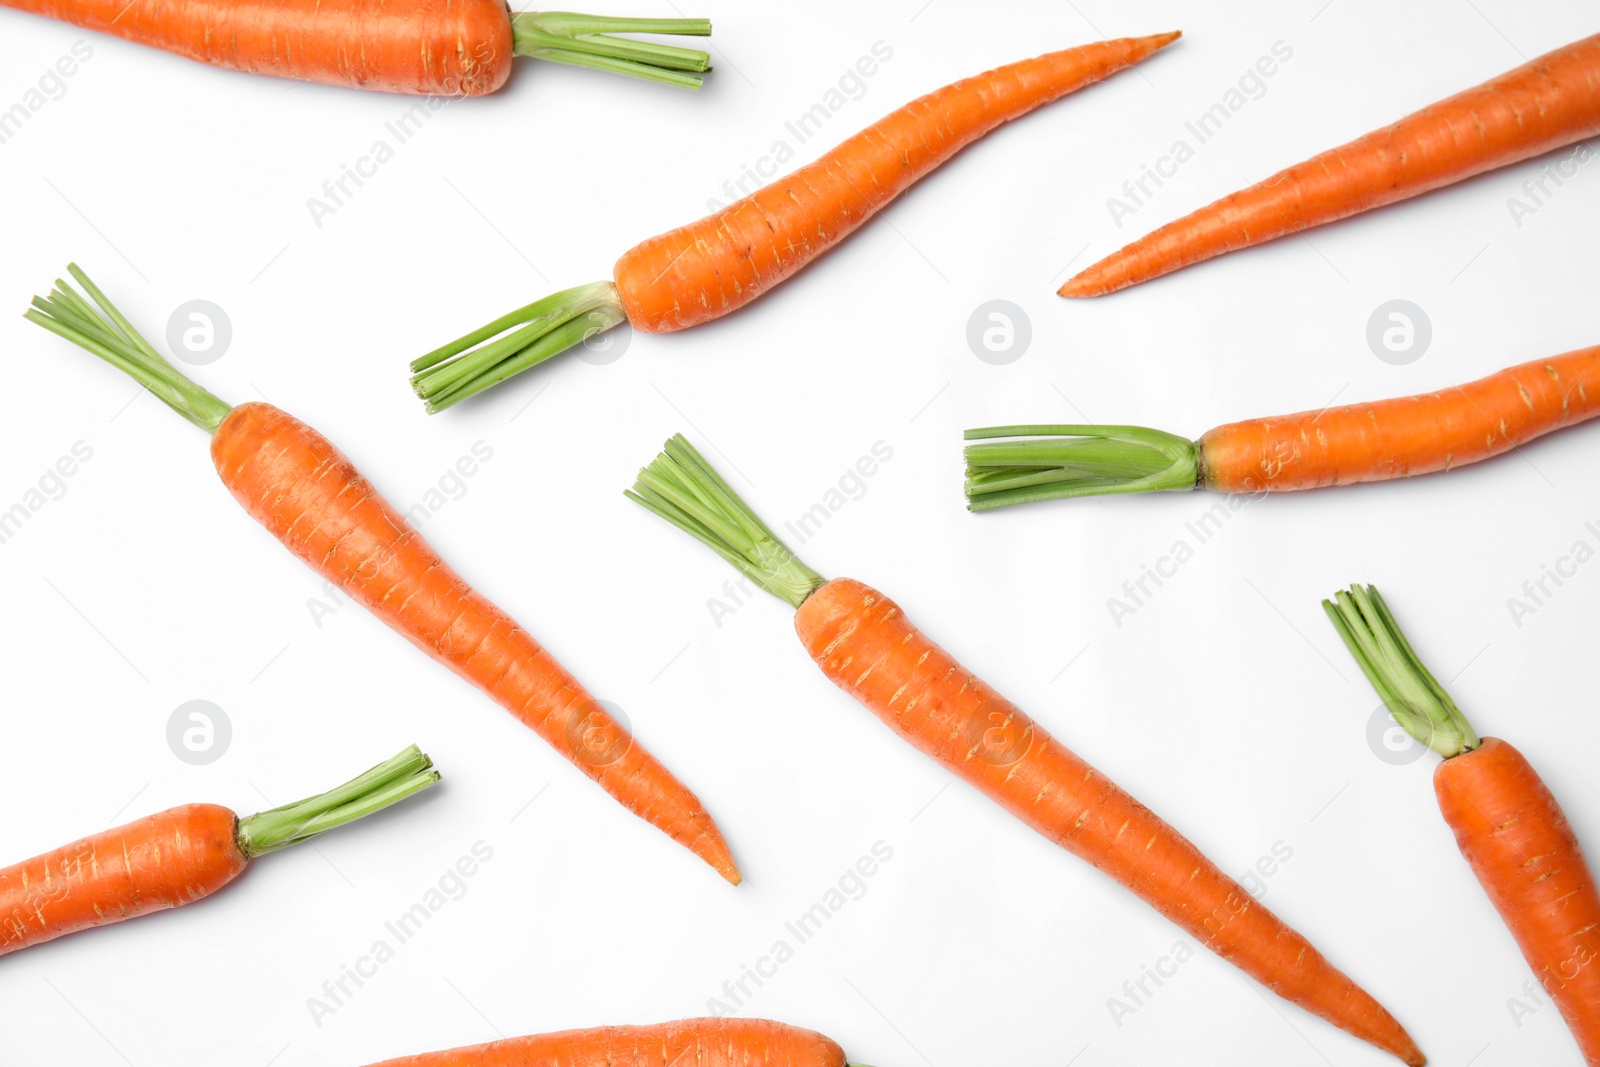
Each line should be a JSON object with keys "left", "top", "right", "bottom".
{"left": 1, "top": 2, "right": 1597, "bottom": 1065}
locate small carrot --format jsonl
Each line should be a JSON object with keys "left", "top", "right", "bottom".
{"left": 410, "top": 32, "right": 1181, "bottom": 411}
{"left": 963, "top": 343, "right": 1600, "bottom": 510}
{"left": 25, "top": 265, "right": 739, "bottom": 885}
{"left": 1060, "top": 32, "right": 1600, "bottom": 297}
{"left": 0, "top": 1, "right": 714, "bottom": 93}
{"left": 1325, "top": 585, "right": 1600, "bottom": 1065}
{"left": 627, "top": 434, "right": 1425, "bottom": 1065}
{"left": 359, "top": 1018, "right": 847, "bottom": 1067}
{"left": 1, "top": 745, "right": 437, "bottom": 958}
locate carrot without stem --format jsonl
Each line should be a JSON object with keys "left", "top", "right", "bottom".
{"left": 1, "top": 745, "right": 437, "bottom": 958}
{"left": 1060, "top": 32, "right": 1600, "bottom": 297}
{"left": 359, "top": 1018, "right": 847, "bottom": 1067}
{"left": 627, "top": 434, "right": 1425, "bottom": 1065}
{"left": 963, "top": 343, "right": 1600, "bottom": 510}
{"left": 0, "top": 1, "right": 714, "bottom": 94}
{"left": 24, "top": 265, "right": 739, "bottom": 885}
{"left": 1326, "top": 586, "right": 1600, "bottom": 1065}
{"left": 410, "top": 32, "right": 1181, "bottom": 411}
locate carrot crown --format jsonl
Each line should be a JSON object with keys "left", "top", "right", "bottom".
{"left": 410, "top": 281, "right": 624, "bottom": 413}
{"left": 963, "top": 425, "right": 1198, "bottom": 511}
{"left": 1322, "top": 585, "right": 1482, "bottom": 759}
{"left": 627, "top": 434, "right": 826, "bottom": 609}
{"left": 512, "top": 12, "right": 712, "bottom": 90}
{"left": 24, "top": 265, "right": 233, "bottom": 433}
{"left": 236, "top": 745, "right": 440, "bottom": 857}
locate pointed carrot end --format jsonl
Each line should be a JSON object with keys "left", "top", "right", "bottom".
{"left": 1150, "top": 30, "right": 1183, "bottom": 48}
{"left": 1057, "top": 271, "right": 1109, "bottom": 298}
{"left": 720, "top": 863, "right": 743, "bottom": 886}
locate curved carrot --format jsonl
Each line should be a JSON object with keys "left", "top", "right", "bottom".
{"left": 410, "top": 32, "right": 1181, "bottom": 411}
{"left": 360, "top": 1018, "right": 845, "bottom": 1067}
{"left": 963, "top": 343, "right": 1600, "bottom": 509}
{"left": 0, "top": 0, "right": 713, "bottom": 94}
{"left": 626, "top": 435, "right": 1425, "bottom": 1066}
{"left": 24, "top": 265, "right": 739, "bottom": 885}
{"left": 1326, "top": 586, "right": 1600, "bottom": 1065}
{"left": 1059, "top": 32, "right": 1600, "bottom": 297}
{"left": 1, "top": 746, "right": 437, "bottom": 958}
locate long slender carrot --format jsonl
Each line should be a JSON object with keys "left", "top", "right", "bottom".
{"left": 409, "top": 32, "right": 1181, "bottom": 411}
{"left": 24, "top": 265, "right": 739, "bottom": 885}
{"left": 1, "top": 745, "right": 437, "bottom": 958}
{"left": 0, "top": 1, "right": 714, "bottom": 93}
{"left": 359, "top": 1018, "right": 847, "bottom": 1067}
{"left": 1060, "top": 32, "right": 1600, "bottom": 297}
{"left": 1325, "top": 585, "right": 1600, "bottom": 1065}
{"left": 626, "top": 434, "right": 1425, "bottom": 1065}
{"left": 963, "top": 343, "right": 1600, "bottom": 510}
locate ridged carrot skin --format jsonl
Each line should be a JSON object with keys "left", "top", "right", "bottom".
{"left": 1435, "top": 738, "right": 1600, "bottom": 1064}
{"left": 0, "top": 0, "right": 514, "bottom": 95}
{"left": 360, "top": 1018, "right": 845, "bottom": 1067}
{"left": 1061, "top": 32, "right": 1600, "bottom": 296}
{"left": 615, "top": 32, "right": 1181, "bottom": 333}
{"left": 211, "top": 403, "right": 738, "bottom": 884}
{"left": 0, "top": 805, "right": 243, "bottom": 957}
{"left": 1200, "top": 345, "right": 1600, "bottom": 494}
{"left": 794, "top": 577, "right": 1424, "bottom": 1066}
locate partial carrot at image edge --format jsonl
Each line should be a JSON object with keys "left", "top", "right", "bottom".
{"left": 626, "top": 434, "right": 1425, "bottom": 1066}
{"left": 357, "top": 1018, "right": 855, "bottom": 1067}
{"left": 1059, "top": 32, "right": 1600, "bottom": 297}
{"left": 0, "top": 746, "right": 438, "bottom": 958}
{"left": 0, "top": 0, "right": 714, "bottom": 93}
{"left": 23, "top": 265, "right": 741, "bottom": 886}
{"left": 409, "top": 31, "right": 1182, "bottom": 413}
{"left": 963, "top": 342, "right": 1600, "bottom": 510}
{"left": 1324, "top": 585, "right": 1600, "bottom": 1063}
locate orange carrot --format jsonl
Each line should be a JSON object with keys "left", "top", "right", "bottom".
{"left": 1326, "top": 585, "right": 1600, "bottom": 1065}
{"left": 410, "top": 32, "right": 1181, "bottom": 411}
{"left": 627, "top": 435, "right": 1425, "bottom": 1066}
{"left": 0, "top": 0, "right": 714, "bottom": 93}
{"left": 360, "top": 1018, "right": 845, "bottom": 1067}
{"left": 1, "top": 746, "right": 437, "bottom": 958}
{"left": 1060, "top": 32, "right": 1600, "bottom": 296}
{"left": 963, "top": 342, "right": 1600, "bottom": 509}
{"left": 25, "top": 265, "right": 739, "bottom": 885}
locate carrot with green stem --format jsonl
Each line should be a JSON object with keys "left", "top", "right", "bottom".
{"left": 359, "top": 1018, "right": 851, "bottom": 1067}
{"left": 626, "top": 434, "right": 1425, "bottom": 1065}
{"left": 410, "top": 32, "right": 1181, "bottom": 411}
{"left": 1325, "top": 585, "right": 1600, "bottom": 1065}
{"left": 24, "top": 265, "right": 739, "bottom": 885}
{"left": 1, "top": 745, "right": 437, "bottom": 958}
{"left": 963, "top": 342, "right": 1600, "bottom": 510}
{"left": 1060, "top": 32, "right": 1600, "bottom": 297}
{"left": 0, "top": 1, "right": 714, "bottom": 93}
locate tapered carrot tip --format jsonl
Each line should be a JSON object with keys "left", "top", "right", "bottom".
{"left": 1057, "top": 262, "right": 1122, "bottom": 298}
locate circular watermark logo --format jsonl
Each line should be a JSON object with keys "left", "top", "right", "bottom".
{"left": 963, "top": 698, "right": 1033, "bottom": 767}
{"left": 574, "top": 317, "right": 631, "bottom": 366}
{"left": 966, "top": 299, "right": 1032, "bottom": 365}
{"left": 167, "top": 699, "right": 232, "bottom": 765}
{"left": 1365, "top": 300, "right": 1431, "bottom": 365}
{"left": 1367, "top": 705, "right": 1427, "bottom": 766}
{"left": 166, "top": 300, "right": 232, "bottom": 366}
{"left": 567, "top": 699, "right": 633, "bottom": 767}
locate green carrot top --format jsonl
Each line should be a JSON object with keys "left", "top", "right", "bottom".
{"left": 1323, "top": 584, "right": 1481, "bottom": 760}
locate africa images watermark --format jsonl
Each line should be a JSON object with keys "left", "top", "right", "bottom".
{"left": 703, "top": 41, "right": 894, "bottom": 212}
{"left": 704, "top": 840, "right": 895, "bottom": 1015}
{"left": 1504, "top": 517, "right": 1600, "bottom": 629}
{"left": 1106, "top": 840, "right": 1295, "bottom": 1029}
{"left": 304, "top": 50, "right": 494, "bottom": 229}
{"left": 0, "top": 440, "right": 94, "bottom": 548}
{"left": 305, "top": 440, "right": 495, "bottom": 627}
{"left": 0, "top": 40, "right": 94, "bottom": 147}
{"left": 706, "top": 441, "right": 894, "bottom": 628}
{"left": 306, "top": 840, "right": 496, "bottom": 1027}
{"left": 1505, "top": 141, "right": 1595, "bottom": 230}
{"left": 1105, "top": 40, "right": 1294, "bottom": 228}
